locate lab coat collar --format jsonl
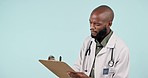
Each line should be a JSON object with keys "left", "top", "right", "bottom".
{"left": 90, "top": 32, "right": 117, "bottom": 48}
{"left": 106, "top": 32, "right": 117, "bottom": 48}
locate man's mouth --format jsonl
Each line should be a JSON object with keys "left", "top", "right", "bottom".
{"left": 91, "top": 30, "right": 97, "bottom": 34}
{"left": 91, "top": 31, "right": 97, "bottom": 36}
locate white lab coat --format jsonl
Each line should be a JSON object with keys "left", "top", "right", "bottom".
{"left": 73, "top": 32, "right": 130, "bottom": 78}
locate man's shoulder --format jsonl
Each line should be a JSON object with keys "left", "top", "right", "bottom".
{"left": 112, "top": 33, "right": 130, "bottom": 57}
{"left": 82, "top": 36, "right": 93, "bottom": 44}
{"left": 85, "top": 36, "right": 92, "bottom": 40}
{"left": 112, "top": 33, "right": 129, "bottom": 49}
{"left": 83, "top": 36, "right": 93, "bottom": 42}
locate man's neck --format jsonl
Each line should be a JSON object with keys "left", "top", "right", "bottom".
{"left": 96, "top": 32, "right": 109, "bottom": 43}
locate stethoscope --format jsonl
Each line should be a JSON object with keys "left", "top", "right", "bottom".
{"left": 108, "top": 48, "right": 114, "bottom": 67}
{"left": 85, "top": 41, "right": 92, "bottom": 56}
{"left": 85, "top": 41, "right": 114, "bottom": 67}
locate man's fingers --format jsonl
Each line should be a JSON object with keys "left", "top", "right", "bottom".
{"left": 67, "top": 72, "right": 89, "bottom": 78}
{"left": 67, "top": 71, "right": 80, "bottom": 78}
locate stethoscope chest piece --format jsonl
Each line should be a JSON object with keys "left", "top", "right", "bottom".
{"left": 108, "top": 60, "right": 114, "bottom": 67}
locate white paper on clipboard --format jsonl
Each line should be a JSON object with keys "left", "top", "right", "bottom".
{"left": 39, "top": 60, "right": 75, "bottom": 78}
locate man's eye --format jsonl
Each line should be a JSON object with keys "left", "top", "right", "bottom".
{"left": 96, "top": 24, "right": 100, "bottom": 26}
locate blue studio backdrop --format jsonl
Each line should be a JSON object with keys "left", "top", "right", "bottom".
{"left": 0, "top": 0, "right": 148, "bottom": 78}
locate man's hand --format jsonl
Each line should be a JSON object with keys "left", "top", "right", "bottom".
{"left": 67, "top": 71, "right": 90, "bottom": 78}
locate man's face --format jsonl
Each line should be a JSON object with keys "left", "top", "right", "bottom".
{"left": 89, "top": 12, "right": 110, "bottom": 39}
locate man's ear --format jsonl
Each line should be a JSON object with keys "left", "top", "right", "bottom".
{"left": 108, "top": 21, "right": 112, "bottom": 27}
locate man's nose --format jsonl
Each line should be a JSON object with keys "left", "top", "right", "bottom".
{"left": 90, "top": 23, "right": 95, "bottom": 30}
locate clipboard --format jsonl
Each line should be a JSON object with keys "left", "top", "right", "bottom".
{"left": 39, "top": 60, "right": 75, "bottom": 78}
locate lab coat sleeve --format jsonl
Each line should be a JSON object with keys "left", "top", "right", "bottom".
{"left": 72, "top": 46, "right": 83, "bottom": 72}
{"left": 72, "top": 40, "right": 86, "bottom": 72}
{"left": 114, "top": 47, "right": 130, "bottom": 78}
{"left": 72, "top": 36, "right": 90, "bottom": 72}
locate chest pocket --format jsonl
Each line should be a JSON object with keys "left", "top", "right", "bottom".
{"left": 101, "top": 48, "right": 116, "bottom": 78}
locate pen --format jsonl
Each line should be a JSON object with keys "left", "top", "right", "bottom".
{"left": 59, "top": 56, "right": 62, "bottom": 61}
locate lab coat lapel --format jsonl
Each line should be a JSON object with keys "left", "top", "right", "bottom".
{"left": 84, "top": 39, "right": 96, "bottom": 75}
{"left": 97, "top": 33, "right": 117, "bottom": 56}
{"left": 91, "top": 39, "right": 96, "bottom": 57}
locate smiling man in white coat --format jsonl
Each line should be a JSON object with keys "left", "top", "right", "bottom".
{"left": 68, "top": 5, "right": 130, "bottom": 78}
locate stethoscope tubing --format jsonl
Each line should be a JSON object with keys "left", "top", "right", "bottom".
{"left": 84, "top": 40, "right": 115, "bottom": 71}
{"left": 85, "top": 41, "right": 92, "bottom": 56}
